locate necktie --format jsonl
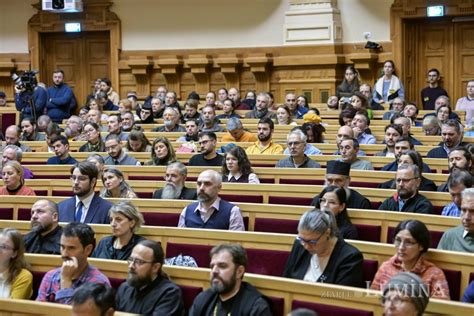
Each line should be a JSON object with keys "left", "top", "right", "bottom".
{"left": 75, "top": 201, "right": 84, "bottom": 222}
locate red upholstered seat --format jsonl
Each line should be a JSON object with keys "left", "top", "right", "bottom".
{"left": 370, "top": 201, "right": 382, "bottom": 209}
{"left": 142, "top": 212, "right": 180, "bottom": 227}
{"left": 109, "top": 277, "right": 126, "bottom": 290}
{"left": 280, "top": 179, "right": 325, "bottom": 186}
{"left": 179, "top": 285, "right": 202, "bottom": 311}
{"left": 291, "top": 300, "right": 374, "bottom": 316}
{"left": 267, "top": 296, "right": 285, "bottom": 316}
{"left": 18, "top": 208, "right": 32, "bottom": 220}
{"left": 268, "top": 196, "right": 313, "bottom": 206}
{"left": 32, "top": 271, "right": 46, "bottom": 300}
{"left": 166, "top": 242, "right": 212, "bottom": 267}
{"left": 432, "top": 205, "right": 443, "bottom": 215}
{"left": 351, "top": 181, "right": 379, "bottom": 188}
{"left": 354, "top": 224, "right": 381, "bottom": 242}
{"left": 254, "top": 218, "right": 298, "bottom": 234}
{"left": 470, "top": 272, "right": 474, "bottom": 283}
{"left": 219, "top": 194, "right": 263, "bottom": 203}
{"left": 34, "top": 175, "right": 70, "bottom": 179}
{"left": 129, "top": 175, "right": 164, "bottom": 181}
{"left": 52, "top": 190, "right": 74, "bottom": 196}
{"left": 136, "top": 192, "right": 153, "bottom": 199}
{"left": 260, "top": 178, "right": 275, "bottom": 184}
{"left": 246, "top": 248, "right": 290, "bottom": 277}
{"left": 0, "top": 208, "right": 13, "bottom": 220}
{"left": 34, "top": 190, "right": 48, "bottom": 196}
{"left": 363, "top": 259, "right": 379, "bottom": 285}
{"left": 442, "top": 269, "right": 461, "bottom": 301}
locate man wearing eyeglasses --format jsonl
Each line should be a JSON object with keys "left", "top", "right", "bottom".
{"left": 275, "top": 129, "right": 320, "bottom": 168}
{"left": 378, "top": 164, "right": 433, "bottom": 214}
{"left": 188, "top": 132, "right": 224, "bottom": 167}
{"left": 58, "top": 161, "right": 112, "bottom": 224}
{"left": 115, "top": 240, "right": 185, "bottom": 315}
{"left": 37, "top": 223, "right": 111, "bottom": 304}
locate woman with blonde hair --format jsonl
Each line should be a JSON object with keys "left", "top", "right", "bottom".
{"left": 100, "top": 167, "right": 137, "bottom": 199}
{"left": 92, "top": 201, "right": 145, "bottom": 260}
{"left": 0, "top": 161, "right": 35, "bottom": 196}
{"left": 146, "top": 137, "right": 177, "bottom": 166}
{"left": 0, "top": 228, "right": 33, "bottom": 299}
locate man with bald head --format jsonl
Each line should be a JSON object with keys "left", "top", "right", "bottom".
{"left": 286, "top": 93, "right": 308, "bottom": 119}
{"left": 228, "top": 87, "right": 250, "bottom": 110}
{"left": 24, "top": 199, "right": 62, "bottom": 254}
{"left": 178, "top": 170, "right": 245, "bottom": 231}
{"left": 334, "top": 125, "right": 366, "bottom": 156}
{"left": 1, "top": 125, "right": 32, "bottom": 152}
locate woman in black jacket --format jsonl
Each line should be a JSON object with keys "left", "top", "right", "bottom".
{"left": 283, "top": 209, "right": 364, "bottom": 287}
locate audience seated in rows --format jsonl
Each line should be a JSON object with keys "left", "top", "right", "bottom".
{"left": 245, "top": 117, "right": 284, "bottom": 154}
{"left": 79, "top": 122, "right": 105, "bottom": 152}
{"left": 375, "top": 124, "right": 402, "bottom": 157}
{"left": 200, "top": 105, "right": 224, "bottom": 132}
{"left": 124, "top": 128, "right": 152, "bottom": 153}
{"left": 381, "top": 137, "right": 432, "bottom": 173}
{"left": 145, "top": 136, "right": 176, "bottom": 166}
{"left": 188, "top": 132, "right": 224, "bottom": 167}
{"left": 0, "top": 160, "right": 35, "bottom": 196}
{"left": 244, "top": 92, "right": 276, "bottom": 120}
{"left": 20, "top": 117, "right": 45, "bottom": 141}
{"left": 442, "top": 170, "right": 472, "bottom": 217}
{"left": 100, "top": 167, "right": 137, "bottom": 199}
{"left": 46, "top": 135, "right": 77, "bottom": 165}
{"left": 104, "top": 134, "right": 140, "bottom": 166}
{"left": 276, "top": 129, "right": 320, "bottom": 168}
{"left": 221, "top": 117, "right": 257, "bottom": 143}
{"left": 222, "top": 146, "right": 260, "bottom": 184}
{"left": 1, "top": 145, "right": 34, "bottom": 179}
{"left": 71, "top": 283, "right": 115, "bottom": 316}
{"left": 338, "top": 137, "right": 373, "bottom": 170}
{"left": 427, "top": 119, "right": 468, "bottom": 159}
{"left": 106, "top": 113, "right": 128, "bottom": 141}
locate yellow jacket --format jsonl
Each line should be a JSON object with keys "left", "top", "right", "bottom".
{"left": 245, "top": 141, "right": 284, "bottom": 154}
{"left": 11, "top": 268, "right": 33, "bottom": 299}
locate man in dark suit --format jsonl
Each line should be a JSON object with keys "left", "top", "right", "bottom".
{"left": 153, "top": 162, "right": 197, "bottom": 200}
{"left": 427, "top": 119, "right": 468, "bottom": 159}
{"left": 59, "top": 161, "right": 112, "bottom": 224}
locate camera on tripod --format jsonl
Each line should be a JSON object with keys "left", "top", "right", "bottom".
{"left": 12, "top": 70, "right": 38, "bottom": 92}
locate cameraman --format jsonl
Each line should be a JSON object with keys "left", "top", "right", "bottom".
{"left": 14, "top": 77, "right": 47, "bottom": 122}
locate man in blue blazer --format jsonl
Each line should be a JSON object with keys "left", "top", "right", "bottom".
{"left": 59, "top": 161, "right": 112, "bottom": 224}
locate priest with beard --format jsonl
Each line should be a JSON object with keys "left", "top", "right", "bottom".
{"left": 152, "top": 162, "right": 198, "bottom": 200}
{"left": 23, "top": 199, "right": 62, "bottom": 254}
{"left": 115, "top": 240, "right": 185, "bottom": 315}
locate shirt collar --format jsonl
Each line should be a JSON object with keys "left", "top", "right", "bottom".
{"left": 194, "top": 197, "right": 221, "bottom": 214}
{"left": 227, "top": 172, "right": 242, "bottom": 181}
{"left": 76, "top": 191, "right": 95, "bottom": 209}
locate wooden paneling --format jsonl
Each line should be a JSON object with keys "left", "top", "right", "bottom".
{"left": 40, "top": 32, "right": 110, "bottom": 105}
{"left": 454, "top": 22, "right": 474, "bottom": 99}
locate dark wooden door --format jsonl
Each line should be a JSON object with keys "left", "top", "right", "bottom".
{"left": 40, "top": 31, "right": 110, "bottom": 107}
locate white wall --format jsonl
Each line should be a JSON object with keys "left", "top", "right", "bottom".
{"left": 115, "top": 0, "right": 288, "bottom": 50}
{"left": 0, "top": 0, "right": 392, "bottom": 53}
{"left": 339, "top": 0, "right": 392, "bottom": 43}
{"left": 0, "top": 1, "right": 36, "bottom": 53}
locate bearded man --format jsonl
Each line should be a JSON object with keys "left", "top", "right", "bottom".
{"left": 152, "top": 162, "right": 197, "bottom": 200}
{"left": 23, "top": 199, "right": 62, "bottom": 254}
{"left": 115, "top": 240, "right": 185, "bottom": 315}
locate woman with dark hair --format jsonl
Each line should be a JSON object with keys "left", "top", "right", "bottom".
{"left": 378, "top": 150, "right": 437, "bottom": 191}
{"left": 0, "top": 228, "right": 33, "bottom": 299}
{"left": 351, "top": 92, "right": 373, "bottom": 119}
{"left": 302, "top": 122, "right": 325, "bottom": 143}
{"left": 79, "top": 122, "right": 105, "bottom": 152}
{"left": 100, "top": 167, "right": 137, "bottom": 199}
{"left": 216, "top": 98, "right": 241, "bottom": 120}
{"left": 371, "top": 220, "right": 449, "bottom": 299}
{"left": 314, "top": 185, "right": 358, "bottom": 239}
{"left": 222, "top": 146, "right": 260, "bottom": 184}
{"left": 373, "top": 60, "right": 405, "bottom": 105}
{"left": 283, "top": 210, "right": 364, "bottom": 287}
{"left": 125, "top": 128, "right": 152, "bottom": 152}
{"left": 338, "top": 108, "right": 357, "bottom": 127}
{"left": 92, "top": 201, "right": 145, "bottom": 260}
{"left": 336, "top": 65, "right": 360, "bottom": 99}
{"left": 297, "top": 95, "right": 309, "bottom": 109}
{"left": 436, "top": 104, "right": 452, "bottom": 124}
{"left": 146, "top": 137, "right": 177, "bottom": 166}
{"left": 0, "top": 161, "right": 35, "bottom": 196}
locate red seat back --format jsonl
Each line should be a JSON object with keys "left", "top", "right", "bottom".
{"left": 166, "top": 242, "right": 212, "bottom": 267}
{"left": 254, "top": 218, "right": 298, "bottom": 234}
{"left": 246, "top": 248, "right": 290, "bottom": 277}
{"left": 142, "top": 212, "right": 180, "bottom": 227}
{"left": 0, "top": 208, "right": 13, "bottom": 220}
{"left": 268, "top": 196, "right": 313, "bottom": 206}
{"left": 291, "top": 300, "right": 374, "bottom": 316}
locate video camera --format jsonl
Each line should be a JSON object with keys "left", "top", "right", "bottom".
{"left": 12, "top": 70, "right": 38, "bottom": 92}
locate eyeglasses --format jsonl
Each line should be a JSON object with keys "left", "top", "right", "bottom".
{"left": 127, "top": 256, "right": 155, "bottom": 266}
{"left": 287, "top": 141, "right": 303, "bottom": 147}
{"left": 296, "top": 232, "right": 326, "bottom": 246}
{"left": 395, "top": 177, "right": 418, "bottom": 184}
{"left": 393, "top": 238, "right": 418, "bottom": 248}
{"left": 0, "top": 244, "right": 14, "bottom": 251}
{"left": 71, "top": 175, "right": 89, "bottom": 182}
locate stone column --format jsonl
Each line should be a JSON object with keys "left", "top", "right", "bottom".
{"left": 283, "top": 0, "right": 342, "bottom": 45}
